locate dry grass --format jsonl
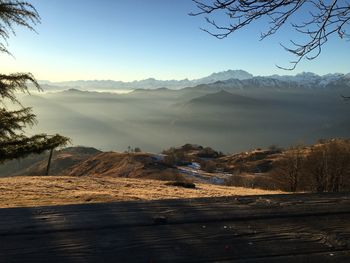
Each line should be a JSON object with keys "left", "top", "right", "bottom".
{"left": 0, "top": 176, "right": 284, "bottom": 208}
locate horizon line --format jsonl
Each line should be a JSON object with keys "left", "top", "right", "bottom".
{"left": 38, "top": 69, "right": 349, "bottom": 83}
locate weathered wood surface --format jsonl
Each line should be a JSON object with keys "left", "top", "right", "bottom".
{"left": 0, "top": 193, "right": 349, "bottom": 262}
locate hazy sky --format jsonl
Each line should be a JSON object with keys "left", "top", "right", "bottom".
{"left": 1, "top": 0, "right": 349, "bottom": 81}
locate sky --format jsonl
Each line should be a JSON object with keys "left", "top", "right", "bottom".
{"left": 1, "top": 0, "right": 349, "bottom": 82}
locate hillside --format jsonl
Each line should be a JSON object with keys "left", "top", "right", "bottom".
{"left": 67, "top": 152, "right": 181, "bottom": 181}
{"left": 1, "top": 139, "right": 349, "bottom": 193}
{"left": 187, "top": 90, "right": 259, "bottom": 106}
{"left": 216, "top": 148, "right": 283, "bottom": 174}
{"left": 0, "top": 147, "right": 101, "bottom": 177}
{"left": 0, "top": 176, "right": 282, "bottom": 208}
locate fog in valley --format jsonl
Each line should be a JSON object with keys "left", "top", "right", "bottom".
{"left": 13, "top": 73, "right": 350, "bottom": 154}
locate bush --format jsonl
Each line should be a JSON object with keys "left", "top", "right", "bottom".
{"left": 165, "top": 181, "right": 196, "bottom": 189}
{"left": 134, "top": 147, "right": 142, "bottom": 153}
{"left": 201, "top": 160, "right": 217, "bottom": 173}
{"left": 162, "top": 150, "right": 186, "bottom": 166}
{"left": 197, "top": 147, "right": 219, "bottom": 158}
{"left": 268, "top": 145, "right": 283, "bottom": 152}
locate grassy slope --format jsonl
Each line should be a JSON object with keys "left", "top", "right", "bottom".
{"left": 0, "top": 176, "right": 284, "bottom": 208}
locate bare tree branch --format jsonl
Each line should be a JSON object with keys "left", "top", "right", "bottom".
{"left": 190, "top": 0, "right": 350, "bottom": 70}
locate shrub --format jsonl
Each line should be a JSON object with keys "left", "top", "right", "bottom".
{"left": 163, "top": 150, "right": 185, "bottom": 166}
{"left": 197, "top": 147, "right": 219, "bottom": 158}
{"left": 134, "top": 147, "right": 142, "bottom": 153}
{"left": 165, "top": 181, "right": 196, "bottom": 189}
{"left": 268, "top": 145, "right": 283, "bottom": 152}
{"left": 201, "top": 160, "right": 217, "bottom": 173}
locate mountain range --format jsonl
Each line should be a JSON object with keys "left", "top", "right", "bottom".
{"left": 38, "top": 70, "right": 350, "bottom": 91}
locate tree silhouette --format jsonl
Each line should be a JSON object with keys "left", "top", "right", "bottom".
{"left": 191, "top": 0, "right": 350, "bottom": 70}
{"left": 0, "top": 1, "right": 69, "bottom": 163}
{"left": 274, "top": 145, "right": 304, "bottom": 192}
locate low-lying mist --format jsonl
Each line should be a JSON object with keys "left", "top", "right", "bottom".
{"left": 12, "top": 83, "right": 350, "bottom": 154}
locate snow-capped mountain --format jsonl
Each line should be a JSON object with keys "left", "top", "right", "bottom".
{"left": 38, "top": 70, "right": 349, "bottom": 91}
{"left": 195, "top": 69, "right": 253, "bottom": 84}
{"left": 268, "top": 72, "right": 347, "bottom": 88}
{"left": 38, "top": 70, "right": 254, "bottom": 90}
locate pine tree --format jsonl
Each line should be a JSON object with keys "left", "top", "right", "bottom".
{"left": 0, "top": 1, "right": 69, "bottom": 163}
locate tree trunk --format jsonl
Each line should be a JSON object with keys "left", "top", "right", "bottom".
{"left": 45, "top": 148, "right": 54, "bottom": 176}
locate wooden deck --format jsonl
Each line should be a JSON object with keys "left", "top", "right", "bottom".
{"left": 0, "top": 193, "right": 350, "bottom": 262}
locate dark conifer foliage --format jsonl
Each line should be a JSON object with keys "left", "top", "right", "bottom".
{"left": 0, "top": 1, "right": 69, "bottom": 163}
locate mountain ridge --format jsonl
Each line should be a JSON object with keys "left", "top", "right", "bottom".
{"left": 38, "top": 70, "right": 350, "bottom": 91}
{"left": 39, "top": 70, "right": 253, "bottom": 90}
{"left": 187, "top": 90, "right": 260, "bottom": 106}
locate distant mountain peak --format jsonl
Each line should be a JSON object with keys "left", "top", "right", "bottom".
{"left": 198, "top": 69, "right": 253, "bottom": 83}
{"left": 296, "top": 72, "right": 319, "bottom": 77}
{"left": 37, "top": 69, "right": 349, "bottom": 91}
{"left": 66, "top": 88, "right": 84, "bottom": 93}
{"left": 188, "top": 89, "right": 259, "bottom": 106}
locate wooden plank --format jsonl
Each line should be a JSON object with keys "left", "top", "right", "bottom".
{"left": 0, "top": 193, "right": 349, "bottom": 262}
{"left": 222, "top": 251, "right": 350, "bottom": 263}
{"left": 0, "top": 193, "right": 349, "bottom": 236}
{"left": 0, "top": 214, "right": 349, "bottom": 262}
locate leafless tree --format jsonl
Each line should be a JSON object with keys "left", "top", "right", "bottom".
{"left": 305, "top": 139, "right": 350, "bottom": 192}
{"left": 190, "top": 0, "right": 350, "bottom": 69}
{"left": 274, "top": 145, "right": 305, "bottom": 192}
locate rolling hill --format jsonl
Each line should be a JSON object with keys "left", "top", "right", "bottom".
{"left": 0, "top": 147, "right": 101, "bottom": 177}
{"left": 187, "top": 90, "right": 260, "bottom": 106}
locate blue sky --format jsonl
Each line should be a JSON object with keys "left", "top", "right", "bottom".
{"left": 1, "top": 0, "right": 349, "bottom": 81}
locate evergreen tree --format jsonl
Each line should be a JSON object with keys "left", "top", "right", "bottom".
{"left": 0, "top": 1, "right": 69, "bottom": 163}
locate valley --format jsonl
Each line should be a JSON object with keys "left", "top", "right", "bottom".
{"left": 12, "top": 70, "right": 350, "bottom": 154}
{"left": 2, "top": 1, "right": 350, "bottom": 260}
{"left": 1, "top": 70, "right": 349, "bottom": 207}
